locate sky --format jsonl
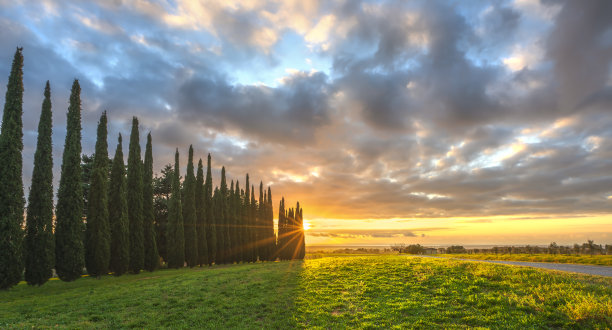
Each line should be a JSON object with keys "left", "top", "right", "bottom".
{"left": 1, "top": 0, "right": 611, "bottom": 247}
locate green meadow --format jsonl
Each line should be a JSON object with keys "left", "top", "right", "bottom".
{"left": 437, "top": 253, "right": 612, "bottom": 266}
{"left": 1, "top": 255, "right": 610, "bottom": 328}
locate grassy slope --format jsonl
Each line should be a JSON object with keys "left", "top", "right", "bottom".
{"left": 1, "top": 255, "right": 610, "bottom": 328}
{"left": 437, "top": 253, "right": 612, "bottom": 266}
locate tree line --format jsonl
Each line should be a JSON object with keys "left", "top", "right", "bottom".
{"left": 0, "top": 48, "right": 306, "bottom": 289}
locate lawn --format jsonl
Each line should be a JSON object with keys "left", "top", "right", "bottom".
{"left": 1, "top": 255, "right": 610, "bottom": 328}
{"left": 437, "top": 253, "right": 612, "bottom": 266}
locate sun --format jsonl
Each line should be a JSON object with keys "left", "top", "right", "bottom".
{"left": 303, "top": 219, "right": 311, "bottom": 231}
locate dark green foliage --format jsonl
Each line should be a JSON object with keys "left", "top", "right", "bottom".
{"left": 231, "top": 181, "right": 241, "bottom": 263}
{"left": 204, "top": 154, "right": 216, "bottom": 265}
{"left": 143, "top": 133, "right": 158, "bottom": 272}
{"left": 183, "top": 145, "right": 198, "bottom": 267}
{"left": 296, "top": 202, "right": 305, "bottom": 259}
{"left": 195, "top": 159, "right": 208, "bottom": 266}
{"left": 243, "top": 174, "right": 253, "bottom": 262}
{"left": 80, "top": 154, "right": 93, "bottom": 219}
{"left": 250, "top": 186, "right": 257, "bottom": 261}
{"left": 216, "top": 167, "right": 229, "bottom": 264}
{"left": 108, "top": 134, "right": 129, "bottom": 276}
{"left": 276, "top": 198, "right": 287, "bottom": 260}
{"left": 85, "top": 112, "right": 110, "bottom": 277}
{"left": 0, "top": 48, "right": 25, "bottom": 289}
{"left": 167, "top": 149, "right": 185, "bottom": 268}
{"left": 153, "top": 164, "right": 173, "bottom": 262}
{"left": 127, "top": 117, "right": 144, "bottom": 274}
{"left": 24, "top": 81, "right": 54, "bottom": 286}
{"left": 266, "top": 187, "right": 275, "bottom": 261}
{"left": 55, "top": 79, "right": 85, "bottom": 282}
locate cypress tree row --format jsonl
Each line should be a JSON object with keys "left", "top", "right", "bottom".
{"left": 297, "top": 205, "right": 305, "bottom": 259}
{"left": 143, "top": 133, "right": 158, "bottom": 272}
{"left": 228, "top": 180, "right": 235, "bottom": 262}
{"left": 108, "top": 134, "right": 130, "bottom": 276}
{"left": 257, "top": 182, "right": 265, "bottom": 260}
{"left": 276, "top": 197, "right": 286, "bottom": 260}
{"left": 205, "top": 154, "right": 216, "bottom": 265}
{"left": 127, "top": 117, "right": 144, "bottom": 274}
{"left": 195, "top": 159, "right": 208, "bottom": 266}
{"left": 0, "top": 47, "right": 25, "bottom": 289}
{"left": 183, "top": 145, "right": 198, "bottom": 267}
{"left": 243, "top": 174, "right": 252, "bottom": 262}
{"left": 85, "top": 112, "right": 110, "bottom": 277}
{"left": 24, "top": 81, "right": 54, "bottom": 286}
{"left": 217, "top": 167, "right": 229, "bottom": 263}
{"left": 167, "top": 149, "right": 185, "bottom": 268}
{"left": 55, "top": 79, "right": 85, "bottom": 282}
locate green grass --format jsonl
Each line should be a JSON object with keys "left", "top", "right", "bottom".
{"left": 1, "top": 255, "right": 610, "bottom": 328}
{"left": 437, "top": 253, "right": 612, "bottom": 266}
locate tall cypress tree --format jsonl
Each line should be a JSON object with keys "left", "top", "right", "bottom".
{"left": 243, "top": 174, "right": 252, "bottom": 262}
{"left": 267, "top": 187, "right": 275, "bottom": 261}
{"left": 0, "top": 48, "right": 25, "bottom": 289}
{"left": 24, "top": 81, "right": 54, "bottom": 286}
{"left": 183, "top": 145, "right": 198, "bottom": 267}
{"left": 277, "top": 197, "right": 286, "bottom": 260}
{"left": 217, "top": 167, "right": 228, "bottom": 264}
{"left": 195, "top": 158, "right": 208, "bottom": 266}
{"left": 298, "top": 204, "right": 305, "bottom": 259}
{"left": 127, "top": 117, "right": 144, "bottom": 273}
{"left": 258, "top": 182, "right": 265, "bottom": 261}
{"left": 212, "top": 186, "right": 221, "bottom": 263}
{"left": 233, "top": 181, "right": 241, "bottom": 262}
{"left": 250, "top": 186, "right": 257, "bottom": 261}
{"left": 109, "top": 134, "right": 129, "bottom": 275}
{"left": 143, "top": 133, "right": 158, "bottom": 271}
{"left": 205, "top": 154, "right": 216, "bottom": 265}
{"left": 85, "top": 112, "right": 110, "bottom": 277}
{"left": 55, "top": 79, "right": 84, "bottom": 282}
{"left": 167, "top": 149, "right": 185, "bottom": 268}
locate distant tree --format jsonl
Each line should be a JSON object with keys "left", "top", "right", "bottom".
{"left": 446, "top": 245, "right": 467, "bottom": 254}
{"left": 127, "top": 117, "right": 144, "bottom": 274}
{"left": 24, "top": 81, "right": 54, "bottom": 286}
{"left": 205, "top": 154, "right": 216, "bottom": 265}
{"left": 167, "top": 149, "right": 185, "bottom": 268}
{"left": 548, "top": 242, "right": 559, "bottom": 255}
{"left": 55, "top": 79, "right": 85, "bottom": 282}
{"left": 143, "top": 133, "right": 158, "bottom": 271}
{"left": 108, "top": 134, "right": 130, "bottom": 276}
{"left": 85, "top": 112, "right": 110, "bottom": 277}
{"left": 183, "top": 145, "right": 198, "bottom": 267}
{"left": 195, "top": 158, "right": 208, "bottom": 266}
{"left": 0, "top": 48, "right": 25, "bottom": 289}
{"left": 153, "top": 164, "right": 173, "bottom": 262}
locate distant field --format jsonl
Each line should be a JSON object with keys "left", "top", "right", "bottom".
{"left": 1, "top": 255, "right": 610, "bottom": 328}
{"left": 437, "top": 253, "right": 612, "bottom": 266}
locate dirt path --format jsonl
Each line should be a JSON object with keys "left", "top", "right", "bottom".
{"left": 414, "top": 255, "right": 612, "bottom": 277}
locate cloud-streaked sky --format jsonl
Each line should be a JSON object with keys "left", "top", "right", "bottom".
{"left": 1, "top": 0, "right": 611, "bottom": 246}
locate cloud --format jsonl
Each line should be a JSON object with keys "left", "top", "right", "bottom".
{"left": 0, "top": 0, "right": 611, "bottom": 225}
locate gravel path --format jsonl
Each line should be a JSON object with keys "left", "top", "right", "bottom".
{"left": 414, "top": 256, "right": 612, "bottom": 277}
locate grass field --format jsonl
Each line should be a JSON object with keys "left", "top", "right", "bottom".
{"left": 1, "top": 255, "right": 610, "bottom": 328}
{"left": 437, "top": 253, "right": 612, "bottom": 266}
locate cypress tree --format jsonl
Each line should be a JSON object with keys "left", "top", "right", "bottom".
{"left": 277, "top": 197, "right": 286, "bottom": 260}
{"left": 244, "top": 174, "right": 252, "bottom": 262}
{"left": 250, "top": 186, "right": 257, "bottom": 261}
{"left": 183, "top": 145, "right": 198, "bottom": 267}
{"left": 0, "top": 48, "right": 25, "bottom": 289}
{"left": 85, "top": 112, "right": 110, "bottom": 277}
{"left": 55, "top": 79, "right": 85, "bottom": 281}
{"left": 195, "top": 158, "right": 208, "bottom": 266}
{"left": 298, "top": 205, "right": 305, "bottom": 259}
{"left": 24, "top": 81, "right": 54, "bottom": 286}
{"left": 267, "top": 187, "right": 275, "bottom": 261}
{"left": 205, "top": 154, "right": 216, "bottom": 265}
{"left": 143, "top": 133, "right": 158, "bottom": 271}
{"left": 258, "top": 182, "right": 265, "bottom": 261}
{"left": 109, "top": 134, "right": 129, "bottom": 275}
{"left": 127, "top": 117, "right": 144, "bottom": 273}
{"left": 153, "top": 164, "right": 173, "bottom": 262}
{"left": 167, "top": 149, "right": 185, "bottom": 268}
{"left": 228, "top": 180, "right": 235, "bottom": 262}
{"left": 212, "top": 186, "right": 221, "bottom": 263}
{"left": 217, "top": 167, "right": 228, "bottom": 264}
{"left": 233, "top": 181, "right": 242, "bottom": 262}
